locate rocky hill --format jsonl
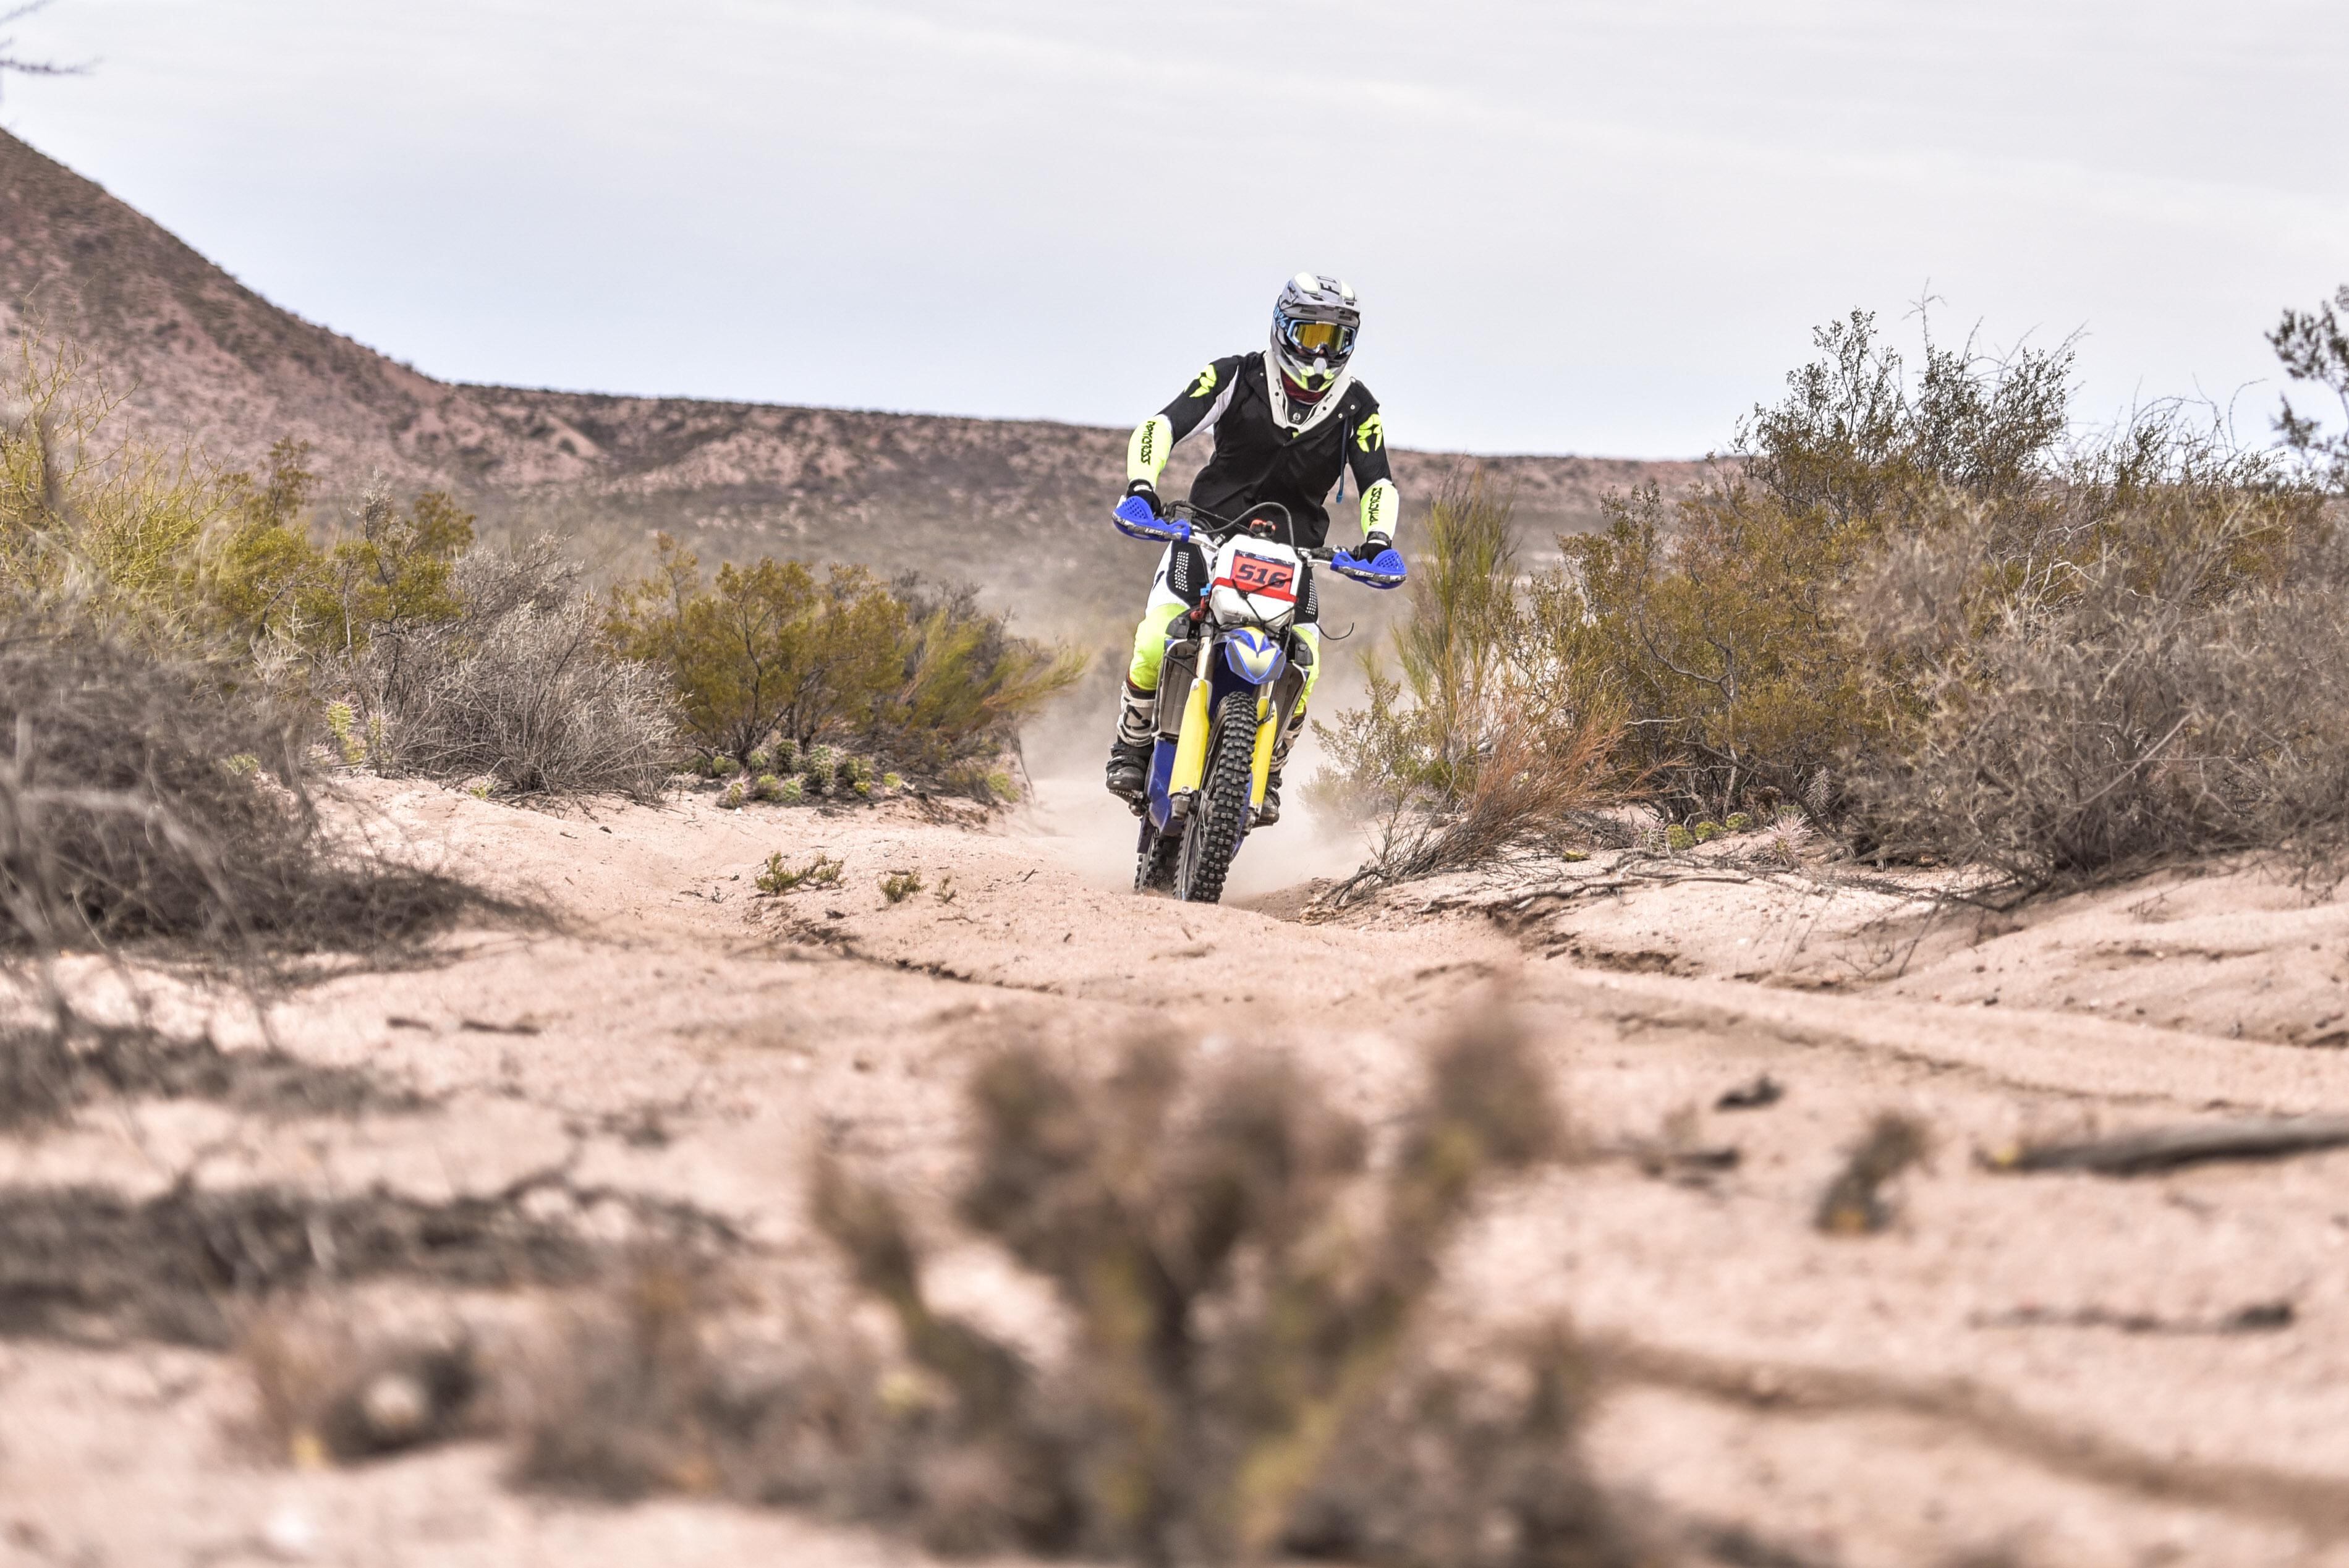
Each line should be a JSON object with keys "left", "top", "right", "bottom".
{"left": 0, "top": 127, "right": 1706, "bottom": 617}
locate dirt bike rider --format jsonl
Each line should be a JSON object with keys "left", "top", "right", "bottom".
{"left": 1104, "top": 273, "right": 1405, "bottom": 824}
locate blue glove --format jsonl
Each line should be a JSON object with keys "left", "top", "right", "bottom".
{"left": 1112, "top": 488, "right": 1189, "bottom": 543}
{"left": 1332, "top": 532, "right": 1406, "bottom": 588}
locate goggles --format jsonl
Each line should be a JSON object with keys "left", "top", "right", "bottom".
{"left": 1278, "top": 315, "right": 1355, "bottom": 360}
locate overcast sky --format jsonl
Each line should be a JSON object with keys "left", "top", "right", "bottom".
{"left": 4, "top": 0, "right": 2343, "bottom": 456}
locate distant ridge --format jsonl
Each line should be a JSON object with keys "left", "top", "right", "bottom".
{"left": 0, "top": 127, "right": 1705, "bottom": 614}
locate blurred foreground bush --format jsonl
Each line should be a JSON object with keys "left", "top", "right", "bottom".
{"left": 509, "top": 1015, "right": 1633, "bottom": 1566}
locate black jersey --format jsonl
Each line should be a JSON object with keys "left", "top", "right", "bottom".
{"left": 1150, "top": 352, "right": 1394, "bottom": 550}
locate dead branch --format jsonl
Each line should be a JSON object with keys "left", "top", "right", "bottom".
{"left": 1983, "top": 1115, "right": 2349, "bottom": 1176}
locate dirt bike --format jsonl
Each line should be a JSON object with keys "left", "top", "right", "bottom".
{"left": 1110, "top": 496, "right": 1405, "bottom": 902}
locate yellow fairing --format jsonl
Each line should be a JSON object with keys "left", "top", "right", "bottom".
{"left": 1359, "top": 477, "right": 1400, "bottom": 542}
{"left": 1128, "top": 415, "right": 1175, "bottom": 484}
{"left": 1249, "top": 690, "right": 1276, "bottom": 808}
{"left": 1168, "top": 672, "right": 1215, "bottom": 794}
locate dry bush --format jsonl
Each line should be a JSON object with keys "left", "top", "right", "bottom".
{"left": 1313, "top": 470, "right": 1625, "bottom": 894}
{"left": 509, "top": 1250, "right": 912, "bottom": 1513}
{"left": 339, "top": 538, "right": 676, "bottom": 799}
{"left": 1534, "top": 311, "right": 2075, "bottom": 824}
{"left": 0, "top": 629, "right": 477, "bottom": 1121}
{"left": 810, "top": 1012, "right": 1637, "bottom": 1567}
{"left": 0, "top": 629, "right": 473, "bottom": 954}
{"left": 1843, "top": 441, "right": 2338, "bottom": 886}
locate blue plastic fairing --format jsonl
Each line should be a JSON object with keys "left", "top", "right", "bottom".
{"left": 1330, "top": 544, "right": 1408, "bottom": 588}
{"left": 1112, "top": 494, "right": 1191, "bottom": 543}
{"left": 1146, "top": 735, "right": 1177, "bottom": 831}
{"left": 1221, "top": 627, "right": 1287, "bottom": 685}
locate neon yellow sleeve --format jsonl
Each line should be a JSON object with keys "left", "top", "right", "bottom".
{"left": 1360, "top": 477, "right": 1400, "bottom": 543}
{"left": 1128, "top": 415, "right": 1176, "bottom": 485}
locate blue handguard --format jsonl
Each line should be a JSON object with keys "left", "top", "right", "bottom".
{"left": 1112, "top": 493, "right": 1191, "bottom": 543}
{"left": 1331, "top": 541, "right": 1408, "bottom": 589}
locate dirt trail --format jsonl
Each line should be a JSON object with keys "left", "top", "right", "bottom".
{"left": 9, "top": 779, "right": 2349, "bottom": 1567}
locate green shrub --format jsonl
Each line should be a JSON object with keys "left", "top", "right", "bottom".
{"left": 605, "top": 536, "right": 911, "bottom": 760}
{"left": 872, "top": 577, "right": 1086, "bottom": 771}
{"left": 878, "top": 870, "right": 924, "bottom": 904}
{"left": 605, "top": 543, "right": 1082, "bottom": 776}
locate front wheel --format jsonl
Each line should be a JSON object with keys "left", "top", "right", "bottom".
{"left": 1174, "top": 689, "right": 1260, "bottom": 904}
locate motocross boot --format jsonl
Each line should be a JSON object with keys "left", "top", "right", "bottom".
{"left": 1105, "top": 680, "right": 1157, "bottom": 801}
{"left": 1255, "top": 704, "right": 1307, "bottom": 826}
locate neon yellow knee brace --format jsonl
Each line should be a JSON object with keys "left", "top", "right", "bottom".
{"left": 1126, "top": 600, "right": 1190, "bottom": 691}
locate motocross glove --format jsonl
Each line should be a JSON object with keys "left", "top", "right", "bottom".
{"left": 1124, "top": 479, "right": 1162, "bottom": 519}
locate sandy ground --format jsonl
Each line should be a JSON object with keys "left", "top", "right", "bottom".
{"left": 7, "top": 774, "right": 2349, "bottom": 1567}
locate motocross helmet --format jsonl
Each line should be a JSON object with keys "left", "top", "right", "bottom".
{"left": 1271, "top": 273, "right": 1359, "bottom": 410}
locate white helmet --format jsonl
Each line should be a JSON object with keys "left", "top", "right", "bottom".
{"left": 1270, "top": 273, "right": 1359, "bottom": 410}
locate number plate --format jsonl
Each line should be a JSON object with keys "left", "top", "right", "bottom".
{"left": 1226, "top": 553, "right": 1296, "bottom": 600}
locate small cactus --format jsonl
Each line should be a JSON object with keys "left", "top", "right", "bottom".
{"left": 1725, "top": 812, "right": 1754, "bottom": 833}
{"left": 753, "top": 772, "right": 785, "bottom": 802}
{"left": 711, "top": 754, "right": 741, "bottom": 778}
{"left": 774, "top": 737, "right": 801, "bottom": 773}
{"left": 1666, "top": 823, "right": 1694, "bottom": 852}
{"left": 778, "top": 776, "right": 805, "bottom": 805}
{"left": 802, "top": 745, "right": 837, "bottom": 797}
{"left": 718, "top": 779, "right": 748, "bottom": 810}
{"left": 881, "top": 772, "right": 904, "bottom": 792}
{"left": 747, "top": 746, "right": 773, "bottom": 772}
{"left": 1693, "top": 820, "right": 1723, "bottom": 842}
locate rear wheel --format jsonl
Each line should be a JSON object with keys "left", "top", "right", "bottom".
{"left": 1174, "top": 689, "right": 1260, "bottom": 904}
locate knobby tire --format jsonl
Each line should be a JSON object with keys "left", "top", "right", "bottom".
{"left": 1176, "top": 689, "right": 1259, "bottom": 904}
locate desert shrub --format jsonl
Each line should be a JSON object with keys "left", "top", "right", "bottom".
{"left": 877, "top": 870, "right": 923, "bottom": 904}
{"left": 0, "top": 629, "right": 472, "bottom": 956}
{"left": 606, "top": 540, "right": 1081, "bottom": 781}
{"left": 336, "top": 538, "right": 676, "bottom": 799}
{"left": 1532, "top": 311, "right": 2076, "bottom": 823}
{"left": 809, "top": 1012, "right": 1634, "bottom": 1566}
{"left": 1, "top": 341, "right": 226, "bottom": 637}
{"left": 874, "top": 575, "right": 1085, "bottom": 772}
{"left": 1312, "top": 472, "right": 1621, "bottom": 895}
{"left": 605, "top": 536, "right": 909, "bottom": 760}
{"left": 1843, "top": 465, "right": 2342, "bottom": 883}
